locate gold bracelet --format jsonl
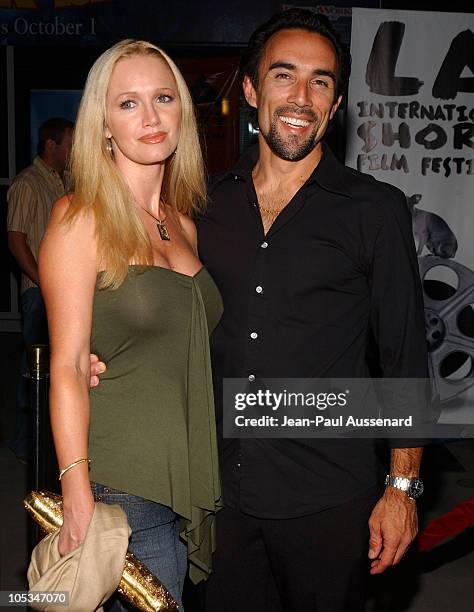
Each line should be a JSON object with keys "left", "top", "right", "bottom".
{"left": 58, "top": 458, "right": 91, "bottom": 481}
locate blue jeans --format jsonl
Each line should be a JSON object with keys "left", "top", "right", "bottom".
{"left": 9, "top": 287, "right": 48, "bottom": 459}
{"left": 91, "top": 483, "right": 187, "bottom": 611}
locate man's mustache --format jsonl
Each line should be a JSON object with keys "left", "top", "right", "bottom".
{"left": 274, "top": 106, "right": 318, "bottom": 121}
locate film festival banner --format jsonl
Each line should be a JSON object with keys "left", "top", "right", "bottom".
{"left": 346, "top": 9, "right": 474, "bottom": 428}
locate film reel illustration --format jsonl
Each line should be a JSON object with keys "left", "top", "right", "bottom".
{"left": 420, "top": 256, "right": 474, "bottom": 403}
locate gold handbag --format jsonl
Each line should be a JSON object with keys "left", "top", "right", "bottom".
{"left": 24, "top": 491, "right": 179, "bottom": 612}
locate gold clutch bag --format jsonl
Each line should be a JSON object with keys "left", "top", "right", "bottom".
{"left": 24, "top": 491, "right": 179, "bottom": 612}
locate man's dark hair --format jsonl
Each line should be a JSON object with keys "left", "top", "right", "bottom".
{"left": 37, "top": 117, "right": 74, "bottom": 155}
{"left": 240, "top": 8, "right": 351, "bottom": 100}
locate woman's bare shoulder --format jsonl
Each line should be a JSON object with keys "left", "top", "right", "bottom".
{"left": 177, "top": 211, "right": 197, "bottom": 241}
{"left": 50, "top": 194, "right": 93, "bottom": 225}
{"left": 42, "top": 194, "right": 97, "bottom": 264}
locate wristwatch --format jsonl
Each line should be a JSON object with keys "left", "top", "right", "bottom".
{"left": 385, "top": 474, "right": 424, "bottom": 500}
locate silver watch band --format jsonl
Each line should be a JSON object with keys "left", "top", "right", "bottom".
{"left": 384, "top": 474, "right": 424, "bottom": 500}
{"left": 385, "top": 475, "right": 411, "bottom": 491}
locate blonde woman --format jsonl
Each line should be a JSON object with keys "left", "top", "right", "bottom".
{"left": 39, "top": 40, "right": 222, "bottom": 610}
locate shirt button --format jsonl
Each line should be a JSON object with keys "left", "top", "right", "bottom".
{"left": 248, "top": 374, "right": 255, "bottom": 382}
{"left": 250, "top": 332, "right": 258, "bottom": 339}
{"left": 261, "top": 241, "right": 268, "bottom": 249}
{"left": 256, "top": 286, "right": 263, "bottom": 294}
{"left": 237, "top": 463, "right": 241, "bottom": 467}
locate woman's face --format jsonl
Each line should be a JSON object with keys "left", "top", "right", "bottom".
{"left": 105, "top": 54, "right": 182, "bottom": 168}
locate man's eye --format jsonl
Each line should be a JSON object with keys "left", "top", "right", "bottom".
{"left": 275, "top": 73, "right": 291, "bottom": 79}
{"left": 312, "top": 79, "right": 333, "bottom": 89}
{"left": 119, "top": 99, "right": 136, "bottom": 109}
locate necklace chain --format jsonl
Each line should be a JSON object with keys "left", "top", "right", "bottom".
{"left": 140, "top": 202, "right": 170, "bottom": 241}
{"left": 259, "top": 204, "right": 285, "bottom": 216}
{"left": 140, "top": 202, "right": 166, "bottom": 223}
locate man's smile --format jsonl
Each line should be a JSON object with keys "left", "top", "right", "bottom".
{"left": 278, "top": 115, "right": 312, "bottom": 128}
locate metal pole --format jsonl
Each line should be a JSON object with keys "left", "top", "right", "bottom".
{"left": 27, "top": 344, "right": 57, "bottom": 549}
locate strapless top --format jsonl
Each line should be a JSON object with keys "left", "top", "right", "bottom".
{"left": 89, "top": 265, "right": 223, "bottom": 583}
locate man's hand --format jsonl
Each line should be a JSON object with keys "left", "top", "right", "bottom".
{"left": 368, "top": 487, "right": 418, "bottom": 574}
{"left": 89, "top": 353, "right": 106, "bottom": 388}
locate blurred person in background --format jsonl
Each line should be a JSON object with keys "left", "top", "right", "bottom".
{"left": 7, "top": 117, "right": 74, "bottom": 462}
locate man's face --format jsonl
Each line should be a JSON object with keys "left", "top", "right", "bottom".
{"left": 52, "top": 127, "right": 73, "bottom": 173}
{"left": 243, "top": 28, "right": 342, "bottom": 162}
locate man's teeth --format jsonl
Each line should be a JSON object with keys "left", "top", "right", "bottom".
{"left": 279, "top": 116, "right": 311, "bottom": 127}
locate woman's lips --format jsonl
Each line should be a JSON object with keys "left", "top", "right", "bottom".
{"left": 139, "top": 132, "right": 167, "bottom": 144}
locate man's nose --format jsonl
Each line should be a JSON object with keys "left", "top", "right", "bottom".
{"left": 287, "top": 80, "right": 312, "bottom": 108}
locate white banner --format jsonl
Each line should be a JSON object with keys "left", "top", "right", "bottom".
{"left": 346, "top": 8, "right": 474, "bottom": 418}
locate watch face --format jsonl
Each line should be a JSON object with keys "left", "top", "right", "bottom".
{"left": 408, "top": 479, "right": 424, "bottom": 499}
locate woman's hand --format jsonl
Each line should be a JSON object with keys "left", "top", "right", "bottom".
{"left": 58, "top": 493, "right": 95, "bottom": 556}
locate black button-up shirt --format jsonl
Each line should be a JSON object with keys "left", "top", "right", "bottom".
{"left": 198, "top": 145, "right": 428, "bottom": 519}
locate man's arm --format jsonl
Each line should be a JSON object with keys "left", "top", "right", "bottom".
{"left": 7, "top": 231, "right": 40, "bottom": 286}
{"left": 7, "top": 178, "right": 40, "bottom": 286}
{"left": 368, "top": 447, "right": 422, "bottom": 574}
{"left": 366, "top": 184, "right": 429, "bottom": 573}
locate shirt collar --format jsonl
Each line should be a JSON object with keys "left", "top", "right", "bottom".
{"left": 224, "top": 142, "right": 353, "bottom": 199}
{"left": 33, "top": 156, "right": 61, "bottom": 180}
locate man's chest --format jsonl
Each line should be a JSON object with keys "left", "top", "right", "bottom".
{"left": 256, "top": 185, "right": 301, "bottom": 235}
{"left": 199, "top": 187, "right": 371, "bottom": 300}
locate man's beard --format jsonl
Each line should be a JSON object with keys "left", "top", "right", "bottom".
{"left": 263, "top": 107, "right": 320, "bottom": 162}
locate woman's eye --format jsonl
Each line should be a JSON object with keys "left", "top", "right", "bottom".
{"left": 119, "top": 99, "right": 136, "bottom": 109}
{"left": 156, "top": 94, "right": 173, "bottom": 103}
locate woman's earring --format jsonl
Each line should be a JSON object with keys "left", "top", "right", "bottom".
{"left": 106, "top": 138, "right": 113, "bottom": 156}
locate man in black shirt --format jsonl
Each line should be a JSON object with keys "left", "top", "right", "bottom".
{"left": 198, "top": 9, "right": 428, "bottom": 612}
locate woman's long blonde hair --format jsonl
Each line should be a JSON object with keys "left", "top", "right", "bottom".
{"left": 67, "top": 39, "right": 206, "bottom": 289}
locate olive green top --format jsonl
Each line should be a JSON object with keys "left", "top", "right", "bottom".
{"left": 89, "top": 265, "right": 223, "bottom": 583}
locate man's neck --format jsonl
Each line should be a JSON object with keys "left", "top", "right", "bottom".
{"left": 252, "top": 136, "right": 323, "bottom": 191}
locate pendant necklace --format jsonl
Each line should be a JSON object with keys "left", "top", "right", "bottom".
{"left": 140, "top": 202, "right": 170, "bottom": 241}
